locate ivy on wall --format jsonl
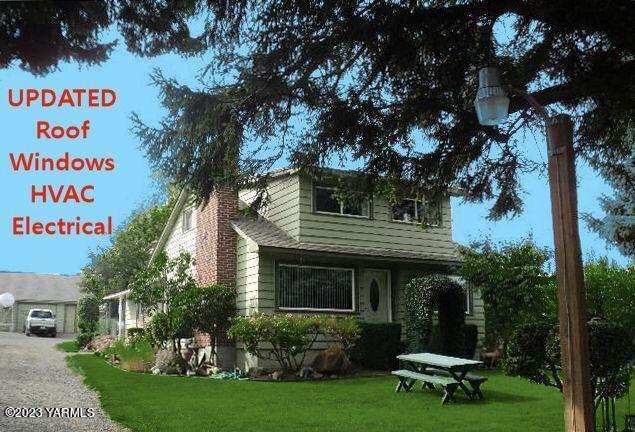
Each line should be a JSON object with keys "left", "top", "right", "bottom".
{"left": 405, "top": 275, "right": 465, "bottom": 355}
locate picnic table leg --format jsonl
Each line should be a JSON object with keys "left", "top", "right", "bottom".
{"left": 469, "top": 381, "right": 484, "bottom": 399}
{"left": 449, "top": 369, "right": 475, "bottom": 399}
{"left": 442, "top": 383, "right": 458, "bottom": 405}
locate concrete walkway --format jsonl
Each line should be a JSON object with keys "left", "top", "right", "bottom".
{"left": 0, "top": 331, "right": 125, "bottom": 432}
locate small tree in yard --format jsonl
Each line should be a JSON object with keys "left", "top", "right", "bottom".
{"left": 130, "top": 251, "right": 197, "bottom": 351}
{"left": 459, "top": 240, "right": 555, "bottom": 351}
{"left": 76, "top": 295, "right": 100, "bottom": 347}
{"left": 505, "top": 320, "right": 634, "bottom": 432}
{"left": 179, "top": 285, "right": 237, "bottom": 360}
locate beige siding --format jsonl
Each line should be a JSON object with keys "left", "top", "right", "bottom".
{"left": 163, "top": 205, "right": 197, "bottom": 267}
{"left": 235, "top": 236, "right": 260, "bottom": 316}
{"left": 240, "top": 175, "right": 300, "bottom": 239}
{"left": 297, "top": 175, "right": 456, "bottom": 256}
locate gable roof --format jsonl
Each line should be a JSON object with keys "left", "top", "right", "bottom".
{"left": 231, "top": 217, "right": 462, "bottom": 265}
{"left": 0, "top": 272, "right": 82, "bottom": 303}
{"left": 148, "top": 189, "right": 190, "bottom": 265}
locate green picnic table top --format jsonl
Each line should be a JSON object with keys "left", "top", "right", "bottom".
{"left": 397, "top": 352, "right": 483, "bottom": 369}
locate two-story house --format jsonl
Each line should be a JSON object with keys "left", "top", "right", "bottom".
{"left": 105, "top": 168, "right": 485, "bottom": 370}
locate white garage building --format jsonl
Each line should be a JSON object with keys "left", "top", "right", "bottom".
{"left": 0, "top": 272, "right": 81, "bottom": 334}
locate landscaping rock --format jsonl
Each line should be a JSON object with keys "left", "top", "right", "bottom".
{"left": 271, "top": 370, "right": 284, "bottom": 380}
{"left": 87, "top": 335, "right": 116, "bottom": 353}
{"left": 298, "top": 367, "right": 314, "bottom": 379}
{"left": 248, "top": 367, "right": 269, "bottom": 378}
{"left": 154, "top": 349, "right": 188, "bottom": 375}
{"left": 311, "top": 347, "right": 351, "bottom": 373}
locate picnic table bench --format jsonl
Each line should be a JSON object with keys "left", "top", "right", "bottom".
{"left": 393, "top": 353, "right": 486, "bottom": 404}
{"left": 392, "top": 369, "right": 460, "bottom": 405}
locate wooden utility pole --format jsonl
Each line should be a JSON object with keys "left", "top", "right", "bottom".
{"left": 546, "top": 114, "right": 595, "bottom": 432}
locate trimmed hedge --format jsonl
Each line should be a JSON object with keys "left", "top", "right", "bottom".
{"left": 350, "top": 322, "right": 402, "bottom": 370}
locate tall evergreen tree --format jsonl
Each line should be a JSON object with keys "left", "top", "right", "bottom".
{"left": 2, "top": 1, "right": 633, "bottom": 219}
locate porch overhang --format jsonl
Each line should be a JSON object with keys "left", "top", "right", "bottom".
{"left": 231, "top": 217, "right": 463, "bottom": 266}
{"left": 103, "top": 289, "right": 131, "bottom": 300}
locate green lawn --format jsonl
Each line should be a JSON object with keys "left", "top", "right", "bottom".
{"left": 67, "top": 355, "right": 633, "bottom": 432}
{"left": 55, "top": 340, "right": 79, "bottom": 352}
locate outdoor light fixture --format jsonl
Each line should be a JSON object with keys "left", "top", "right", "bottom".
{"left": 474, "top": 67, "right": 510, "bottom": 126}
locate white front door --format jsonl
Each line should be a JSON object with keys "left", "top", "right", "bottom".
{"left": 361, "top": 269, "right": 391, "bottom": 322}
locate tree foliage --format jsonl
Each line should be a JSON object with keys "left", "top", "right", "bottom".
{"left": 179, "top": 284, "right": 238, "bottom": 349}
{"left": 459, "top": 239, "right": 556, "bottom": 349}
{"left": 3, "top": 2, "right": 633, "bottom": 219}
{"left": 129, "top": 251, "right": 197, "bottom": 315}
{"left": 583, "top": 259, "right": 635, "bottom": 339}
{"left": 505, "top": 320, "right": 634, "bottom": 411}
{"left": 583, "top": 154, "right": 635, "bottom": 258}
{"left": 77, "top": 295, "right": 100, "bottom": 334}
{"left": 80, "top": 194, "right": 176, "bottom": 298}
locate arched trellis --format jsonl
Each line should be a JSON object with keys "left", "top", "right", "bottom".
{"left": 405, "top": 275, "right": 465, "bottom": 356}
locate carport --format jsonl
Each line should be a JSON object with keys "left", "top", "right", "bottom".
{"left": 0, "top": 272, "right": 82, "bottom": 334}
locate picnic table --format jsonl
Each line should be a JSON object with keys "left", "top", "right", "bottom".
{"left": 392, "top": 353, "right": 486, "bottom": 404}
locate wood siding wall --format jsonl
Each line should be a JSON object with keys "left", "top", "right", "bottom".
{"left": 296, "top": 175, "right": 456, "bottom": 256}
{"left": 239, "top": 175, "right": 301, "bottom": 240}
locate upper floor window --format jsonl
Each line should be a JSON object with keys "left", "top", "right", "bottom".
{"left": 181, "top": 208, "right": 194, "bottom": 233}
{"left": 392, "top": 198, "right": 441, "bottom": 226}
{"left": 314, "top": 186, "right": 370, "bottom": 218}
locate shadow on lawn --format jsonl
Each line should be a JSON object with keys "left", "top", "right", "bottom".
{"left": 457, "top": 390, "right": 541, "bottom": 405}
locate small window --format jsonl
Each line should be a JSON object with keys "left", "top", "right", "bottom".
{"left": 277, "top": 264, "right": 355, "bottom": 311}
{"left": 181, "top": 208, "right": 194, "bottom": 233}
{"left": 392, "top": 198, "right": 441, "bottom": 226}
{"left": 314, "top": 186, "right": 370, "bottom": 217}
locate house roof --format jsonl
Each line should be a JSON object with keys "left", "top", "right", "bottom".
{"left": 0, "top": 272, "right": 82, "bottom": 303}
{"left": 231, "top": 217, "right": 463, "bottom": 265}
{"left": 149, "top": 188, "right": 190, "bottom": 265}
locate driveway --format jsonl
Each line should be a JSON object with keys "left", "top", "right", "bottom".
{"left": 0, "top": 331, "right": 125, "bottom": 432}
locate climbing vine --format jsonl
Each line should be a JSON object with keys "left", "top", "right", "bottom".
{"left": 405, "top": 275, "right": 465, "bottom": 355}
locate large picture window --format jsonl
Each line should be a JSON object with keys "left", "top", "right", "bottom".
{"left": 314, "top": 186, "right": 370, "bottom": 217}
{"left": 277, "top": 264, "right": 355, "bottom": 311}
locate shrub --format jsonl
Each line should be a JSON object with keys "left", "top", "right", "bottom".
{"left": 76, "top": 332, "right": 96, "bottom": 349}
{"left": 405, "top": 275, "right": 465, "bottom": 355}
{"left": 185, "top": 284, "right": 238, "bottom": 347}
{"left": 127, "top": 327, "right": 145, "bottom": 337}
{"left": 584, "top": 259, "right": 635, "bottom": 340}
{"left": 227, "top": 314, "right": 361, "bottom": 370}
{"left": 349, "top": 322, "right": 402, "bottom": 370}
{"left": 104, "top": 339, "right": 156, "bottom": 372}
{"left": 77, "top": 295, "right": 100, "bottom": 333}
{"left": 148, "top": 312, "right": 173, "bottom": 348}
{"left": 504, "top": 320, "right": 634, "bottom": 406}
{"left": 228, "top": 314, "right": 320, "bottom": 370}
{"left": 318, "top": 316, "right": 361, "bottom": 354}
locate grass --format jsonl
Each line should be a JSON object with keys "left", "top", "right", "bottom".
{"left": 67, "top": 355, "right": 634, "bottom": 432}
{"left": 55, "top": 340, "right": 79, "bottom": 352}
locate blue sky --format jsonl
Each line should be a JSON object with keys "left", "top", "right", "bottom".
{"left": 0, "top": 29, "right": 628, "bottom": 276}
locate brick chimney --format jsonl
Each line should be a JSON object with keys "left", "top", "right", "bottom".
{"left": 195, "top": 186, "right": 239, "bottom": 287}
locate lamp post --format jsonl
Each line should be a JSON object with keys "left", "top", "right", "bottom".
{"left": 474, "top": 67, "right": 595, "bottom": 432}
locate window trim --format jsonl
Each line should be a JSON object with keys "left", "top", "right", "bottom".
{"left": 276, "top": 263, "right": 356, "bottom": 313}
{"left": 391, "top": 197, "right": 440, "bottom": 227}
{"left": 313, "top": 185, "right": 371, "bottom": 219}
{"left": 181, "top": 208, "right": 194, "bottom": 233}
